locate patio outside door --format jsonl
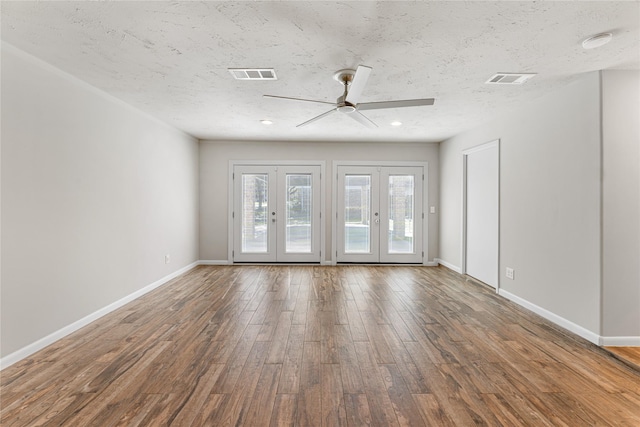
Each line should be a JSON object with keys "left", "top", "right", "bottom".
{"left": 336, "top": 165, "right": 423, "bottom": 263}
{"left": 233, "top": 165, "right": 321, "bottom": 263}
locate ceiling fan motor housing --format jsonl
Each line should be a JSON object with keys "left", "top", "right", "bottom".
{"left": 335, "top": 93, "right": 356, "bottom": 113}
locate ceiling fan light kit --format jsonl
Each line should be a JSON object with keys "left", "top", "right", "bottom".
{"left": 264, "top": 65, "right": 435, "bottom": 128}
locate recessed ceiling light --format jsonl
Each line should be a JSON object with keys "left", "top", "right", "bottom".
{"left": 582, "top": 33, "right": 613, "bottom": 49}
{"left": 391, "top": 121, "right": 402, "bottom": 126}
{"left": 261, "top": 120, "right": 273, "bottom": 125}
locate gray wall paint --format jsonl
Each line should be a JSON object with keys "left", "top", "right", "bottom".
{"left": 439, "top": 73, "right": 602, "bottom": 334}
{"left": 199, "top": 141, "right": 439, "bottom": 262}
{"left": 602, "top": 70, "right": 640, "bottom": 338}
{"left": 1, "top": 45, "right": 199, "bottom": 357}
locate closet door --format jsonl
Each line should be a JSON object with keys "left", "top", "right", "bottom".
{"left": 464, "top": 141, "right": 499, "bottom": 288}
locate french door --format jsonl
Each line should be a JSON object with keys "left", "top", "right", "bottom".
{"left": 233, "top": 165, "right": 321, "bottom": 263}
{"left": 336, "top": 165, "right": 423, "bottom": 263}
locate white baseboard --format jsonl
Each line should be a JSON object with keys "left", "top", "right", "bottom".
{"left": 498, "top": 289, "right": 601, "bottom": 345}
{"left": 198, "top": 260, "right": 231, "bottom": 265}
{"left": 434, "top": 258, "right": 462, "bottom": 273}
{"left": 0, "top": 261, "right": 199, "bottom": 370}
{"left": 600, "top": 336, "right": 640, "bottom": 346}
{"left": 214, "top": 260, "right": 432, "bottom": 267}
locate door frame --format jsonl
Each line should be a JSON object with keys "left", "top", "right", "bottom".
{"left": 331, "top": 161, "right": 429, "bottom": 265}
{"left": 461, "top": 139, "right": 500, "bottom": 291}
{"left": 228, "top": 160, "right": 326, "bottom": 264}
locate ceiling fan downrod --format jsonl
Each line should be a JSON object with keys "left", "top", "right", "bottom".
{"left": 336, "top": 81, "right": 356, "bottom": 113}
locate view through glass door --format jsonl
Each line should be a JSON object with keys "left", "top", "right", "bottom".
{"left": 233, "top": 165, "right": 321, "bottom": 263}
{"left": 336, "top": 165, "right": 423, "bottom": 263}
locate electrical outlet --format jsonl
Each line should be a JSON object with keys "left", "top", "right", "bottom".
{"left": 165, "top": 254, "right": 170, "bottom": 264}
{"left": 506, "top": 267, "right": 514, "bottom": 280}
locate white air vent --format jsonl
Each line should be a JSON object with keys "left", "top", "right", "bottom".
{"left": 228, "top": 68, "right": 277, "bottom": 80}
{"left": 485, "top": 73, "right": 536, "bottom": 85}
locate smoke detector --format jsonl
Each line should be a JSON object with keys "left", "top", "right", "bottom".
{"left": 485, "top": 73, "right": 536, "bottom": 85}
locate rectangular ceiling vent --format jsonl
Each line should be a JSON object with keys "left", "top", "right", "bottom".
{"left": 485, "top": 73, "right": 536, "bottom": 85}
{"left": 228, "top": 68, "right": 277, "bottom": 80}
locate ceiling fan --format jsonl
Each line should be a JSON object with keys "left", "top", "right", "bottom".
{"left": 264, "top": 65, "right": 435, "bottom": 128}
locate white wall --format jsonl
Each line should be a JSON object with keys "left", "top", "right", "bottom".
{"left": 1, "top": 44, "right": 199, "bottom": 358}
{"left": 439, "top": 73, "right": 602, "bottom": 336}
{"left": 199, "top": 140, "right": 439, "bottom": 263}
{"left": 601, "top": 70, "right": 640, "bottom": 340}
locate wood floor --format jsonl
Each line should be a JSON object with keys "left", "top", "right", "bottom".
{"left": 606, "top": 347, "right": 640, "bottom": 371}
{"left": 1, "top": 265, "right": 639, "bottom": 426}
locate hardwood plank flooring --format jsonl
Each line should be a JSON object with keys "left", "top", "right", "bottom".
{"left": 606, "top": 347, "right": 640, "bottom": 371}
{"left": 2, "top": 265, "right": 639, "bottom": 426}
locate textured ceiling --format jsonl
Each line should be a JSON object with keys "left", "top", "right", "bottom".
{"left": 2, "top": 1, "right": 639, "bottom": 143}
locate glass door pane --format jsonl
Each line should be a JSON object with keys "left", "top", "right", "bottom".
{"left": 276, "top": 165, "right": 321, "bottom": 262}
{"left": 285, "top": 174, "right": 312, "bottom": 253}
{"left": 234, "top": 166, "right": 276, "bottom": 262}
{"left": 379, "top": 166, "right": 423, "bottom": 263}
{"left": 388, "top": 175, "right": 414, "bottom": 254}
{"left": 241, "top": 174, "right": 269, "bottom": 253}
{"left": 336, "top": 166, "right": 380, "bottom": 263}
{"left": 344, "top": 175, "right": 371, "bottom": 253}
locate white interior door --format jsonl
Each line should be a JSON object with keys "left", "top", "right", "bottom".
{"left": 233, "top": 165, "right": 321, "bottom": 263}
{"left": 336, "top": 165, "right": 423, "bottom": 263}
{"left": 464, "top": 141, "right": 499, "bottom": 288}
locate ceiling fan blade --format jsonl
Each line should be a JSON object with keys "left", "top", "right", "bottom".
{"left": 263, "top": 94, "right": 335, "bottom": 105}
{"left": 357, "top": 98, "right": 435, "bottom": 111}
{"left": 346, "top": 110, "right": 378, "bottom": 128}
{"left": 345, "top": 65, "right": 372, "bottom": 105}
{"left": 296, "top": 108, "right": 337, "bottom": 127}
